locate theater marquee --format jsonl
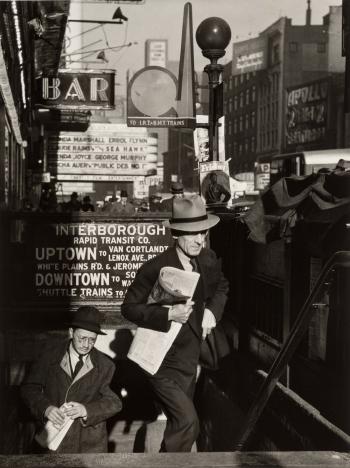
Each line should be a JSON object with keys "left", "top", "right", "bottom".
{"left": 47, "top": 123, "right": 158, "bottom": 181}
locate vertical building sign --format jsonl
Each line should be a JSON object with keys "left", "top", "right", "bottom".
{"left": 286, "top": 78, "right": 332, "bottom": 151}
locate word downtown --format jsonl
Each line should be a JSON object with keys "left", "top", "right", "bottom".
{"left": 55, "top": 223, "right": 166, "bottom": 237}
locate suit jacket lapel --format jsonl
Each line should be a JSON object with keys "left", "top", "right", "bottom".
{"left": 196, "top": 253, "right": 208, "bottom": 295}
{"left": 165, "top": 246, "right": 184, "bottom": 271}
{"left": 73, "top": 354, "right": 94, "bottom": 382}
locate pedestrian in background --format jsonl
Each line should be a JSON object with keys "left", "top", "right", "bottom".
{"left": 109, "top": 190, "right": 135, "bottom": 215}
{"left": 21, "top": 306, "right": 122, "bottom": 453}
{"left": 149, "top": 192, "right": 163, "bottom": 212}
{"left": 160, "top": 182, "right": 185, "bottom": 212}
{"left": 81, "top": 195, "right": 95, "bottom": 212}
{"left": 122, "top": 195, "right": 228, "bottom": 452}
{"left": 64, "top": 192, "right": 82, "bottom": 212}
{"left": 38, "top": 184, "right": 57, "bottom": 213}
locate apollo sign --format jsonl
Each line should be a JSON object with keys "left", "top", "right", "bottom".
{"left": 37, "top": 70, "right": 115, "bottom": 110}
{"left": 286, "top": 78, "right": 331, "bottom": 150}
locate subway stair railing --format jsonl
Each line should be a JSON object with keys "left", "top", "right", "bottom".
{"left": 233, "top": 250, "right": 350, "bottom": 451}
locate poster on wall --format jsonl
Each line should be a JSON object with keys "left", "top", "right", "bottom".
{"left": 193, "top": 115, "right": 209, "bottom": 162}
{"left": 200, "top": 160, "right": 231, "bottom": 207}
{"left": 199, "top": 161, "right": 231, "bottom": 207}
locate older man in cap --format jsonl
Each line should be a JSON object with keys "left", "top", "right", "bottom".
{"left": 21, "top": 306, "right": 121, "bottom": 453}
{"left": 122, "top": 195, "right": 228, "bottom": 452}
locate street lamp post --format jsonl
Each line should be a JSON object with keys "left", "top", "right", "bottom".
{"left": 196, "top": 18, "right": 231, "bottom": 161}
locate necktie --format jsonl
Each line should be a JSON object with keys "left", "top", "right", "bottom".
{"left": 190, "top": 257, "right": 198, "bottom": 272}
{"left": 73, "top": 355, "right": 84, "bottom": 378}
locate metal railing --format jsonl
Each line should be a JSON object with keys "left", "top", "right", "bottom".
{"left": 233, "top": 250, "right": 350, "bottom": 450}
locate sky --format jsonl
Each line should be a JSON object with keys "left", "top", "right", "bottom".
{"left": 68, "top": 0, "right": 342, "bottom": 94}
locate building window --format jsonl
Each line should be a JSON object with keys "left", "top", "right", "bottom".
{"left": 289, "top": 42, "right": 298, "bottom": 53}
{"left": 229, "top": 77, "right": 233, "bottom": 90}
{"left": 272, "top": 129, "right": 276, "bottom": 145}
{"left": 272, "top": 43, "right": 280, "bottom": 64}
{"left": 246, "top": 72, "right": 250, "bottom": 81}
{"left": 317, "top": 43, "right": 326, "bottom": 53}
{"left": 229, "top": 98, "right": 233, "bottom": 112}
{"left": 240, "top": 92, "right": 244, "bottom": 108}
{"left": 245, "top": 89, "right": 250, "bottom": 105}
{"left": 251, "top": 136, "right": 256, "bottom": 153}
{"left": 234, "top": 76, "right": 239, "bottom": 87}
{"left": 252, "top": 85, "right": 256, "bottom": 102}
{"left": 239, "top": 116, "right": 243, "bottom": 131}
{"left": 239, "top": 144, "right": 243, "bottom": 154}
{"left": 233, "top": 119, "right": 237, "bottom": 133}
{"left": 245, "top": 114, "right": 249, "bottom": 130}
{"left": 240, "top": 74, "right": 244, "bottom": 84}
{"left": 245, "top": 139, "right": 249, "bottom": 153}
{"left": 228, "top": 125, "right": 232, "bottom": 136}
{"left": 251, "top": 111, "right": 256, "bottom": 128}
{"left": 271, "top": 74, "right": 276, "bottom": 94}
{"left": 234, "top": 95, "right": 238, "bottom": 110}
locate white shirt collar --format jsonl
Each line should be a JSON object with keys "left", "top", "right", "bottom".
{"left": 69, "top": 342, "right": 88, "bottom": 364}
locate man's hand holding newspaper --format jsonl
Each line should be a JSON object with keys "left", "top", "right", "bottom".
{"left": 35, "top": 403, "right": 74, "bottom": 451}
{"left": 168, "top": 301, "right": 194, "bottom": 324}
{"left": 127, "top": 267, "right": 200, "bottom": 375}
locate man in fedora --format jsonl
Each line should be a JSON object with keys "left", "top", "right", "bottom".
{"left": 160, "top": 181, "right": 185, "bottom": 212}
{"left": 21, "top": 306, "right": 122, "bottom": 453}
{"left": 122, "top": 195, "right": 228, "bottom": 452}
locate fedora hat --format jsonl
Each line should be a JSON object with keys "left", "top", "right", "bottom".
{"left": 163, "top": 194, "right": 219, "bottom": 232}
{"left": 70, "top": 306, "right": 106, "bottom": 335}
{"left": 170, "top": 182, "right": 184, "bottom": 194}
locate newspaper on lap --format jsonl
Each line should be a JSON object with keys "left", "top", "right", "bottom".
{"left": 127, "top": 266, "right": 200, "bottom": 375}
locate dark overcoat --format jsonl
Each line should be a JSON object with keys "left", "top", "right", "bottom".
{"left": 121, "top": 246, "right": 228, "bottom": 392}
{"left": 21, "top": 341, "right": 122, "bottom": 453}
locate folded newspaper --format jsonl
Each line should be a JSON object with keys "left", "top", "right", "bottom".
{"left": 127, "top": 266, "right": 200, "bottom": 375}
{"left": 35, "top": 403, "right": 74, "bottom": 451}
